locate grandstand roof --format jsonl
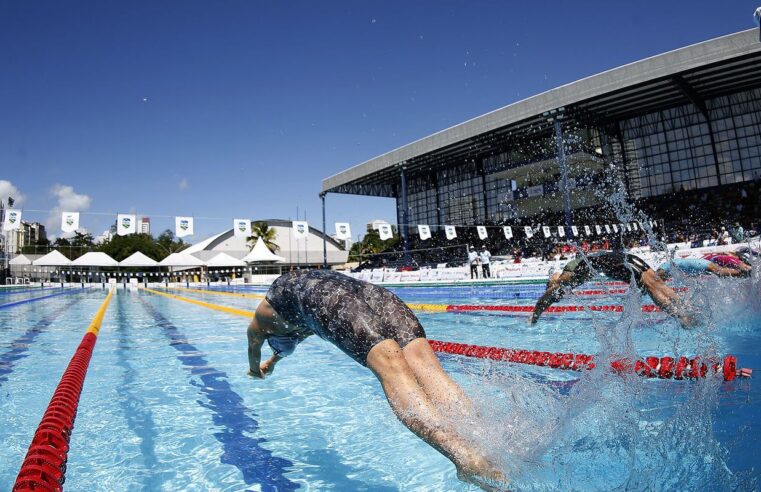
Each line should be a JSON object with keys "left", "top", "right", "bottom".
{"left": 322, "top": 29, "right": 761, "bottom": 197}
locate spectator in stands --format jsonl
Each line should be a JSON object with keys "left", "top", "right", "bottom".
{"left": 468, "top": 246, "right": 479, "bottom": 279}
{"left": 479, "top": 245, "right": 491, "bottom": 278}
{"left": 731, "top": 222, "right": 745, "bottom": 243}
{"left": 512, "top": 248, "right": 522, "bottom": 263}
{"left": 719, "top": 227, "right": 730, "bottom": 245}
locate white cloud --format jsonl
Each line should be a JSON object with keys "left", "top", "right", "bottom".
{"left": 179, "top": 178, "right": 188, "bottom": 190}
{"left": 0, "top": 180, "right": 25, "bottom": 206}
{"left": 48, "top": 184, "right": 92, "bottom": 236}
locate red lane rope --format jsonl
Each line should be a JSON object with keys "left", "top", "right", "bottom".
{"left": 428, "top": 340, "right": 752, "bottom": 381}
{"left": 574, "top": 287, "right": 687, "bottom": 296}
{"left": 13, "top": 290, "right": 113, "bottom": 492}
{"left": 445, "top": 304, "right": 661, "bottom": 313}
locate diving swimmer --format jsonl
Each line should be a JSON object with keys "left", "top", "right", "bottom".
{"left": 530, "top": 251, "right": 694, "bottom": 326}
{"left": 246, "top": 269, "right": 507, "bottom": 490}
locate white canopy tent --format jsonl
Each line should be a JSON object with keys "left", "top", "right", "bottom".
{"left": 119, "top": 251, "right": 159, "bottom": 267}
{"left": 243, "top": 238, "right": 286, "bottom": 263}
{"left": 206, "top": 253, "right": 247, "bottom": 268}
{"left": 71, "top": 252, "right": 119, "bottom": 267}
{"left": 33, "top": 250, "right": 72, "bottom": 267}
{"left": 158, "top": 253, "right": 206, "bottom": 267}
{"left": 9, "top": 254, "right": 32, "bottom": 266}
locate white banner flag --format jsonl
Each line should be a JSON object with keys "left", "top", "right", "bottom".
{"left": 632, "top": 222, "right": 639, "bottom": 231}
{"left": 234, "top": 219, "right": 251, "bottom": 237}
{"left": 542, "top": 226, "right": 551, "bottom": 238}
{"left": 3, "top": 209, "right": 21, "bottom": 231}
{"left": 293, "top": 221, "right": 309, "bottom": 239}
{"left": 61, "top": 212, "right": 79, "bottom": 233}
{"left": 584, "top": 225, "right": 592, "bottom": 236}
{"left": 117, "top": 214, "right": 136, "bottom": 236}
{"left": 524, "top": 226, "right": 534, "bottom": 239}
{"left": 651, "top": 220, "right": 657, "bottom": 227}
{"left": 626, "top": 223, "right": 632, "bottom": 232}
{"left": 503, "top": 226, "right": 513, "bottom": 239}
{"left": 445, "top": 225, "right": 457, "bottom": 240}
{"left": 175, "top": 216, "right": 194, "bottom": 237}
{"left": 378, "top": 223, "right": 393, "bottom": 240}
{"left": 418, "top": 224, "right": 431, "bottom": 240}
{"left": 558, "top": 226, "right": 565, "bottom": 237}
{"left": 571, "top": 225, "right": 579, "bottom": 237}
{"left": 612, "top": 224, "right": 619, "bottom": 233}
{"left": 604, "top": 224, "right": 611, "bottom": 233}
{"left": 477, "top": 226, "right": 488, "bottom": 240}
{"left": 334, "top": 222, "right": 351, "bottom": 240}
{"left": 595, "top": 225, "right": 602, "bottom": 235}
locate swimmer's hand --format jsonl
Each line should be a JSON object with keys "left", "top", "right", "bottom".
{"left": 260, "top": 359, "right": 276, "bottom": 376}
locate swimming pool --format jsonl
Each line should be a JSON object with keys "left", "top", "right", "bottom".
{"left": 1, "top": 275, "right": 758, "bottom": 491}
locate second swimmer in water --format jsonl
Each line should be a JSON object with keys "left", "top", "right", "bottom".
{"left": 656, "top": 256, "right": 750, "bottom": 279}
{"left": 530, "top": 251, "right": 694, "bottom": 326}
{"left": 246, "top": 269, "right": 507, "bottom": 491}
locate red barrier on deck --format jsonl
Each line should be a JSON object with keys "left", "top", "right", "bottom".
{"left": 13, "top": 291, "right": 113, "bottom": 492}
{"left": 427, "top": 340, "right": 751, "bottom": 381}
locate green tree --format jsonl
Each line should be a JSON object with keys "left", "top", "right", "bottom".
{"left": 348, "top": 229, "right": 398, "bottom": 262}
{"left": 70, "top": 231, "right": 95, "bottom": 248}
{"left": 98, "top": 233, "right": 165, "bottom": 261}
{"left": 247, "top": 221, "right": 279, "bottom": 252}
{"left": 21, "top": 237, "right": 51, "bottom": 256}
{"left": 156, "top": 229, "right": 187, "bottom": 256}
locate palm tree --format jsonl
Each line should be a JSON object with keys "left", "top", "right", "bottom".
{"left": 247, "top": 221, "right": 279, "bottom": 252}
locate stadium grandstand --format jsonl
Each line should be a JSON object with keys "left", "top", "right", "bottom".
{"left": 321, "top": 29, "right": 761, "bottom": 269}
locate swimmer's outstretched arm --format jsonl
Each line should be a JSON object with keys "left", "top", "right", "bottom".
{"left": 530, "top": 272, "right": 571, "bottom": 324}
{"left": 247, "top": 316, "right": 284, "bottom": 378}
{"left": 247, "top": 317, "right": 266, "bottom": 378}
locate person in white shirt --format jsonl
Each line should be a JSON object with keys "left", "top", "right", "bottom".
{"left": 467, "top": 246, "right": 479, "bottom": 279}
{"left": 719, "top": 227, "right": 731, "bottom": 245}
{"left": 479, "top": 245, "right": 492, "bottom": 278}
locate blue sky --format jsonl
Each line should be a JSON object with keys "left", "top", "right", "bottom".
{"left": 1, "top": 1, "right": 759, "bottom": 242}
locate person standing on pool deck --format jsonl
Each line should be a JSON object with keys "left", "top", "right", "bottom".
{"left": 479, "top": 245, "right": 492, "bottom": 279}
{"left": 529, "top": 251, "right": 694, "bottom": 326}
{"left": 247, "top": 269, "right": 506, "bottom": 490}
{"left": 468, "top": 246, "right": 480, "bottom": 279}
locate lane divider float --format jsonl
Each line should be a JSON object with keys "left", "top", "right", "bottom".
{"left": 142, "top": 289, "right": 750, "bottom": 382}
{"left": 158, "top": 286, "right": 658, "bottom": 315}
{"left": 428, "top": 340, "right": 751, "bottom": 382}
{"left": 0, "top": 289, "right": 86, "bottom": 311}
{"left": 163, "top": 286, "right": 265, "bottom": 299}
{"left": 144, "top": 288, "right": 255, "bottom": 317}
{"left": 13, "top": 289, "right": 114, "bottom": 492}
{"left": 408, "top": 303, "right": 661, "bottom": 314}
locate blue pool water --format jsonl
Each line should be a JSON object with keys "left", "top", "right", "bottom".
{"left": 0, "top": 276, "right": 759, "bottom": 491}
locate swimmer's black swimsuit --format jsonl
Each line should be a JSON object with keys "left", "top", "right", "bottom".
{"left": 563, "top": 251, "right": 651, "bottom": 287}
{"left": 265, "top": 270, "right": 426, "bottom": 365}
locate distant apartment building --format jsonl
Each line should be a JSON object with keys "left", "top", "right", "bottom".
{"left": 140, "top": 217, "right": 150, "bottom": 234}
{"left": 3, "top": 221, "right": 47, "bottom": 254}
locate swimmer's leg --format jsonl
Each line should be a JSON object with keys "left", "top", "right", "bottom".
{"left": 366, "top": 339, "right": 506, "bottom": 490}
{"left": 402, "top": 338, "right": 474, "bottom": 416}
{"left": 707, "top": 263, "right": 745, "bottom": 277}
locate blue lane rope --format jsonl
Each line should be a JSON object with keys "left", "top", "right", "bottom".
{"left": 0, "top": 289, "right": 86, "bottom": 310}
